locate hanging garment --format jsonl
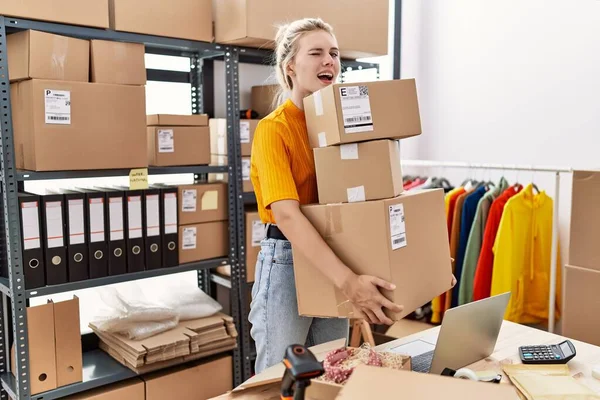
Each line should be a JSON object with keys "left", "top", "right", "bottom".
{"left": 490, "top": 184, "right": 561, "bottom": 323}
{"left": 458, "top": 177, "right": 509, "bottom": 305}
{"left": 452, "top": 185, "right": 487, "bottom": 308}
{"left": 446, "top": 187, "right": 466, "bottom": 235}
{"left": 473, "top": 184, "right": 522, "bottom": 301}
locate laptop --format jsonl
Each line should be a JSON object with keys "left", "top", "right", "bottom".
{"left": 389, "top": 292, "right": 511, "bottom": 374}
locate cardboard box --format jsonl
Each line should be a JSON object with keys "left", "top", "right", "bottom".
{"left": 293, "top": 189, "right": 452, "bottom": 320}
{"left": 245, "top": 211, "right": 267, "bottom": 283}
{"left": 209, "top": 154, "right": 229, "bottom": 183}
{"left": 563, "top": 265, "right": 600, "bottom": 346}
{"left": 11, "top": 79, "right": 146, "bottom": 171}
{"left": 147, "top": 114, "right": 209, "bottom": 127}
{"left": 251, "top": 84, "right": 280, "bottom": 118}
{"left": 210, "top": 119, "right": 259, "bottom": 156}
{"left": 314, "top": 139, "right": 403, "bottom": 204}
{"left": 144, "top": 356, "right": 233, "bottom": 400}
{"left": 569, "top": 170, "right": 600, "bottom": 271}
{"left": 178, "top": 183, "right": 228, "bottom": 225}
{"left": 0, "top": 0, "right": 109, "bottom": 28}
{"left": 179, "top": 221, "right": 229, "bottom": 263}
{"left": 7, "top": 30, "right": 90, "bottom": 83}
{"left": 109, "top": 0, "right": 212, "bottom": 41}
{"left": 242, "top": 157, "right": 253, "bottom": 193}
{"left": 24, "top": 303, "right": 57, "bottom": 394}
{"left": 90, "top": 40, "right": 146, "bottom": 85}
{"left": 63, "top": 378, "right": 145, "bottom": 400}
{"left": 214, "top": 0, "right": 389, "bottom": 59}
{"left": 147, "top": 126, "right": 210, "bottom": 167}
{"left": 54, "top": 297, "right": 83, "bottom": 387}
{"left": 303, "top": 80, "right": 421, "bottom": 149}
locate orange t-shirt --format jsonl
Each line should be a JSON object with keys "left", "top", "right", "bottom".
{"left": 250, "top": 99, "right": 318, "bottom": 224}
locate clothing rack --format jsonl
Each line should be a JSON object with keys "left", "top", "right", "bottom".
{"left": 400, "top": 160, "right": 572, "bottom": 333}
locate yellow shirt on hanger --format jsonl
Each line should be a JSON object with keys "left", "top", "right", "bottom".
{"left": 490, "top": 184, "right": 561, "bottom": 323}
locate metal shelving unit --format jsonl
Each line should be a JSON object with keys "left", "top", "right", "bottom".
{"left": 0, "top": 15, "right": 246, "bottom": 399}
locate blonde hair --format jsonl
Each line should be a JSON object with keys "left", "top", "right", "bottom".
{"left": 272, "top": 18, "right": 336, "bottom": 107}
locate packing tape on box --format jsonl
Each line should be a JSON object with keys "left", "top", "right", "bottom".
{"left": 318, "top": 132, "right": 327, "bottom": 148}
{"left": 340, "top": 143, "right": 359, "bottom": 160}
{"left": 52, "top": 36, "right": 69, "bottom": 80}
{"left": 313, "top": 91, "right": 324, "bottom": 116}
{"left": 324, "top": 205, "right": 343, "bottom": 238}
{"left": 347, "top": 186, "right": 366, "bottom": 203}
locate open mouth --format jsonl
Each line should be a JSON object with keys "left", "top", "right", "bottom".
{"left": 318, "top": 73, "right": 334, "bottom": 83}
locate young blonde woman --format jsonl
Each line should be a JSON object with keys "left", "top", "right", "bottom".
{"left": 248, "top": 18, "right": 405, "bottom": 373}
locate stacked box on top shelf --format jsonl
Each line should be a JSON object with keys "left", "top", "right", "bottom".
{"left": 293, "top": 79, "right": 453, "bottom": 322}
{"left": 0, "top": 0, "right": 110, "bottom": 28}
{"left": 8, "top": 30, "right": 147, "bottom": 172}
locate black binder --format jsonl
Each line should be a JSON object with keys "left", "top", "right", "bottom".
{"left": 62, "top": 190, "right": 89, "bottom": 282}
{"left": 143, "top": 188, "right": 162, "bottom": 270}
{"left": 39, "top": 193, "right": 68, "bottom": 285}
{"left": 123, "top": 188, "right": 145, "bottom": 272}
{"left": 18, "top": 193, "right": 46, "bottom": 289}
{"left": 158, "top": 185, "right": 179, "bottom": 268}
{"left": 77, "top": 189, "right": 109, "bottom": 279}
{"left": 104, "top": 189, "right": 127, "bottom": 276}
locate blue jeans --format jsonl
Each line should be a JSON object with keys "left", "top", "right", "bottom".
{"left": 248, "top": 238, "right": 349, "bottom": 374}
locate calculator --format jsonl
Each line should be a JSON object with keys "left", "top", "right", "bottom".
{"left": 519, "top": 340, "right": 576, "bottom": 364}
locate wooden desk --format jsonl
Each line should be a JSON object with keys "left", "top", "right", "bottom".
{"left": 375, "top": 320, "right": 600, "bottom": 393}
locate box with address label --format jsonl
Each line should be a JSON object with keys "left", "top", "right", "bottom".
{"left": 11, "top": 79, "right": 146, "bottom": 171}
{"left": 314, "top": 139, "right": 403, "bottom": 205}
{"left": 293, "top": 189, "right": 452, "bottom": 320}
{"left": 303, "top": 79, "right": 421, "bottom": 149}
{"left": 177, "top": 183, "right": 228, "bottom": 225}
{"left": 178, "top": 221, "right": 229, "bottom": 263}
{"left": 209, "top": 118, "right": 259, "bottom": 157}
{"left": 242, "top": 157, "right": 254, "bottom": 193}
{"left": 245, "top": 210, "right": 267, "bottom": 283}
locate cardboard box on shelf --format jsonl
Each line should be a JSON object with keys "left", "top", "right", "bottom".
{"left": 109, "top": 0, "right": 212, "bottom": 41}
{"left": 245, "top": 211, "right": 267, "bottom": 283}
{"left": 179, "top": 221, "right": 229, "bottom": 263}
{"left": 303, "top": 79, "right": 421, "bottom": 149}
{"left": 144, "top": 356, "right": 233, "bottom": 400}
{"left": 314, "top": 139, "right": 403, "bottom": 204}
{"left": 7, "top": 30, "right": 90, "bottom": 83}
{"left": 214, "top": 0, "right": 388, "bottom": 59}
{"left": 563, "top": 265, "right": 600, "bottom": 346}
{"left": 90, "top": 40, "right": 146, "bottom": 85}
{"left": 147, "top": 126, "right": 210, "bottom": 167}
{"left": 293, "top": 189, "right": 452, "bottom": 320}
{"left": 63, "top": 378, "right": 145, "bottom": 400}
{"left": 177, "top": 183, "right": 228, "bottom": 225}
{"left": 10, "top": 79, "right": 146, "bottom": 171}
{"left": 242, "top": 157, "right": 253, "bottom": 193}
{"left": 209, "top": 118, "right": 259, "bottom": 156}
{"left": 0, "top": 0, "right": 109, "bottom": 28}
{"left": 569, "top": 170, "right": 600, "bottom": 271}
{"left": 147, "top": 114, "right": 209, "bottom": 127}
{"left": 251, "top": 84, "right": 280, "bottom": 118}
{"left": 209, "top": 154, "right": 228, "bottom": 184}
{"left": 54, "top": 297, "right": 83, "bottom": 387}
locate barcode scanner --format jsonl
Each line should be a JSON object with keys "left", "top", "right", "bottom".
{"left": 280, "top": 345, "right": 324, "bottom": 400}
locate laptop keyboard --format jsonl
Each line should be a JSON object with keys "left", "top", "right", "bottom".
{"left": 411, "top": 350, "right": 435, "bottom": 373}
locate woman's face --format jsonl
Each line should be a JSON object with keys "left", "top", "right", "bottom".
{"left": 288, "top": 30, "right": 341, "bottom": 98}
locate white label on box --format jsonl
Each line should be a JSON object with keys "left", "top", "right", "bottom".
{"left": 45, "top": 89, "right": 71, "bottom": 124}
{"left": 242, "top": 159, "right": 251, "bottom": 181}
{"left": 164, "top": 193, "right": 178, "bottom": 234}
{"left": 340, "top": 143, "right": 359, "bottom": 160}
{"left": 146, "top": 194, "right": 160, "bottom": 237}
{"left": 183, "top": 227, "right": 197, "bottom": 250}
{"left": 109, "top": 197, "right": 124, "bottom": 241}
{"left": 347, "top": 186, "right": 366, "bottom": 203}
{"left": 21, "top": 202, "right": 41, "bottom": 250}
{"left": 158, "top": 129, "right": 175, "bottom": 153}
{"left": 128, "top": 196, "right": 142, "bottom": 239}
{"left": 339, "top": 86, "right": 374, "bottom": 134}
{"left": 313, "top": 90, "right": 324, "bottom": 116}
{"left": 45, "top": 201, "right": 64, "bottom": 248}
{"left": 182, "top": 189, "right": 197, "bottom": 212}
{"left": 252, "top": 221, "right": 267, "bottom": 247}
{"left": 89, "top": 198, "right": 105, "bottom": 243}
{"left": 240, "top": 121, "right": 251, "bottom": 144}
{"left": 318, "top": 132, "right": 327, "bottom": 148}
{"left": 389, "top": 204, "right": 407, "bottom": 250}
{"left": 68, "top": 199, "right": 85, "bottom": 245}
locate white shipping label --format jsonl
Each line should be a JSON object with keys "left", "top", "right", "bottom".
{"left": 146, "top": 195, "right": 160, "bottom": 237}
{"left": 242, "top": 159, "right": 251, "bottom": 181}
{"left": 89, "top": 198, "right": 105, "bottom": 243}
{"left": 182, "top": 227, "right": 197, "bottom": 250}
{"left": 318, "top": 132, "right": 327, "bottom": 148}
{"left": 182, "top": 189, "right": 197, "bottom": 212}
{"left": 251, "top": 221, "right": 267, "bottom": 247}
{"left": 347, "top": 186, "right": 366, "bottom": 203}
{"left": 21, "top": 202, "right": 41, "bottom": 250}
{"left": 45, "top": 201, "right": 64, "bottom": 248}
{"left": 389, "top": 204, "right": 407, "bottom": 250}
{"left": 45, "top": 89, "right": 71, "bottom": 124}
{"left": 340, "top": 143, "right": 359, "bottom": 160}
{"left": 109, "top": 197, "right": 124, "bottom": 241}
{"left": 339, "top": 86, "right": 374, "bottom": 134}
{"left": 313, "top": 90, "right": 324, "bottom": 116}
{"left": 164, "top": 193, "right": 178, "bottom": 234}
{"left": 68, "top": 199, "right": 85, "bottom": 245}
{"left": 240, "top": 121, "right": 251, "bottom": 144}
{"left": 158, "top": 129, "right": 175, "bottom": 153}
{"left": 128, "top": 196, "right": 142, "bottom": 239}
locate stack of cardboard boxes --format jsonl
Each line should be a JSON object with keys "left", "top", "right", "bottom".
{"left": 293, "top": 79, "right": 453, "bottom": 321}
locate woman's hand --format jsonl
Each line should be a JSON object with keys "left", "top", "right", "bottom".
{"left": 340, "top": 273, "right": 404, "bottom": 326}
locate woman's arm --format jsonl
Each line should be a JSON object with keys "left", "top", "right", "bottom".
{"left": 271, "top": 199, "right": 404, "bottom": 325}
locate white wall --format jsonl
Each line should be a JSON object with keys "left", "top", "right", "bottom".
{"left": 399, "top": 0, "right": 600, "bottom": 267}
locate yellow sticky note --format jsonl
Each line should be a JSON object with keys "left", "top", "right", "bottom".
{"left": 129, "top": 168, "right": 149, "bottom": 190}
{"left": 201, "top": 190, "right": 219, "bottom": 211}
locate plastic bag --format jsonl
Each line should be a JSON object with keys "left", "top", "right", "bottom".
{"left": 154, "top": 283, "right": 222, "bottom": 321}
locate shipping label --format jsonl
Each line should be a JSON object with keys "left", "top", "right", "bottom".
{"left": 45, "top": 89, "right": 71, "bottom": 125}
{"left": 339, "top": 86, "right": 374, "bottom": 134}
{"left": 389, "top": 204, "right": 407, "bottom": 250}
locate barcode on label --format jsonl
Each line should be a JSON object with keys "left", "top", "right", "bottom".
{"left": 359, "top": 86, "right": 369, "bottom": 96}
{"left": 344, "top": 115, "right": 372, "bottom": 124}
{"left": 393, "top": 235, "right": 406, "bottom": 246}
{"left": 48, "top": 116, "right": 70, "bottom": 121}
